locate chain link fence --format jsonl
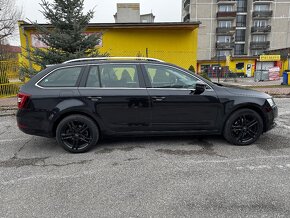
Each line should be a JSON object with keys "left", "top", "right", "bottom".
{"left": 200, "top": 64, "right": 290, "bottom": 96}
{"left": 0, "top": 60, "right": 23, "bottom": 98}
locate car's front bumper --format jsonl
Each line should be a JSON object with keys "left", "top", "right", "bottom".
{"left": 264, "top": 105, "right": 278, "bottom": 132}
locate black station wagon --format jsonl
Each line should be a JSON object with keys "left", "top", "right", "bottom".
{"left": 17, "top": 57, "right": 278, "bottom": 153}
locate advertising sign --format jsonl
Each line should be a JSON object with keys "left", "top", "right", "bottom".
{"left": 259, "top": 55, "right": 281, "bottom": 62}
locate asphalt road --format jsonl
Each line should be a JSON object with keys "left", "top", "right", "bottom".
{"left": 1, "top": 98, "right": 290, "bottom": 217}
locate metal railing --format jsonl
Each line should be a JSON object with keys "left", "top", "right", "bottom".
{"left": 251, "top": 26, "right": 271, "bottom": 33}
{"left": 216, "top": 42, "right": 235, "bottom": 50}
{"left": 250, "top": 41, "right": 270, "bottom": 49}
{"left": 217, "top": 0, "right": 236, "bottom": 3}
{"left": 0, "top": 60, "right": 23, "bottom": 98}
{"left": 217, "top": 11, "right": 237, "bottom": 18}
{"left": 252, "top": 10, "right": 273, "bottom": 18}
{"left": 253, "top": 0, "right": 273, "bottom": 2}
{"left": 0, "top": 82, "right": 23, "bottom": 98}
{"left": 216, "top": 27, "right": 236, "bottom": 34}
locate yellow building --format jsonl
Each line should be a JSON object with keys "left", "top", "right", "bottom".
{"left": 197, "top": 54, "right": 287, "bottom": 77}
{"left": 18, "top": 21, "right": 200, "bottom": 70}
{"left": 198, "top": 56, "right": 257, "bottom": 77}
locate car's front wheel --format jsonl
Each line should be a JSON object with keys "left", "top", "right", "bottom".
{"left": 56, "top": 115, "right": 99, "bottom": 153}
{"left": 223, "top": 109, "right": 263, "bottom": 145}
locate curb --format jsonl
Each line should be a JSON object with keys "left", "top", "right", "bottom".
{"left": 0, "top": 110, "right": 16, "bottom": 117}
{"left": 0, "top": 106, "right": 17, "bottom": 117}
{"left": 268, "top": 95, "right": 290, "bottom": 98}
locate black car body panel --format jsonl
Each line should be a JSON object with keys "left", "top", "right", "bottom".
{"left": 17, "top": 60, "right": 278, "bottom": 141}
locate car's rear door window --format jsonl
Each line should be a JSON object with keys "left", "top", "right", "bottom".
{"left": 39, "top": 67, "right": 82, "bottom": 87}
{"left": 92, "top": 64, "right": 140, "bottom": 88}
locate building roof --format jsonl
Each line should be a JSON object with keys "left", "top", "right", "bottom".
{"left": 19, "top": 21, "right": 201, "bottom": 30}
{"left": 0, "top": 44, "right": 21, "bottom": 53}
{"left": 264, "top": 47, "right": 290, "bottom": 55}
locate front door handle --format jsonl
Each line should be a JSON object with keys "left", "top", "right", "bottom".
{"left": 152, "top": 96, "right": 166, "bottom": 102}
{"left": 87, "top": 96, "right": 102, "bottom": 102}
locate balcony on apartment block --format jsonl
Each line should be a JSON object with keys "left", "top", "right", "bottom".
{"left": 250, "top": 41, "right": 270, "bottom": 49}
{"left": 216, "top": 42, "right": 235, "bottom": 50}
{"left": 251, "top": 26, "right": 271, "bottom": 33}
{"left": 216, "top": 27, "right": 236, "bottom": 35}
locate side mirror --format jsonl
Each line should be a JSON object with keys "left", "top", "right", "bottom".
{"left": 194, "top": 82, "right": 206, "bottom": 95}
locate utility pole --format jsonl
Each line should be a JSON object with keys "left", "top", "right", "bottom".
{"left": 217, "top": 41, "right": 220, "bottom": 83}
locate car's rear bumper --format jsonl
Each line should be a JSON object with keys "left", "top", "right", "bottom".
{"left": 16, "top": 110, "right": 54, "bottom": 138}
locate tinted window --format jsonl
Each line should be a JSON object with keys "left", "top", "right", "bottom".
{"left": 86, "top": 66, "right": 100, "bottom": 87}
{"left": 39, "top": 67, "right": 82, "bottom": 87}
{"left": 144, "top": 65, "right": 198, "bottom": 89}
{"left": 99, "top": 64, "right": 140, "bottom": 88}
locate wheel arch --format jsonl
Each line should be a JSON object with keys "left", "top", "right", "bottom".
{"left": 222, "top": 104, "right": 267, "bottom": 133}
{"left": 52, "top": 111, "right": 103, "bottom": 137}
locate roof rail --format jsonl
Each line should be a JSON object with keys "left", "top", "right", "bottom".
{"left": 62, "top": 57, "right": 165, "bottom": 64}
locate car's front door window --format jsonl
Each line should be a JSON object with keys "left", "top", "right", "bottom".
{"left": 144, "top": 65, "right": 198, "bottom": 89}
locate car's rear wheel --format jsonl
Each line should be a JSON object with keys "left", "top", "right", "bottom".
{"left": 56, "top": 115, "right": 99, "bottom": 153}
{"left": 223, "top": 109, "right": 263, "bottom": 145}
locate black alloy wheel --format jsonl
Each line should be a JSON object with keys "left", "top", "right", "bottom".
{"left": 224, "top": 109, "right": 263, "bottom": 145}
{"left": 56, "top": 115, "right": 99, "bottom": 153}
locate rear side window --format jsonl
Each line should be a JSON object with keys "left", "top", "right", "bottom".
{"left": 86, "top": 64, "right": 140, "bottom": 88}
{"left": 86, "top": 66, "right": 100, "bottom": 87}
{"left": 38, "top": 67, "right": 82, "bottom": 87}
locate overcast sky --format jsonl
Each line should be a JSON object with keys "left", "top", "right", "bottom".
{"left": 10, "top": 0, "right": 182, "bottom": 45}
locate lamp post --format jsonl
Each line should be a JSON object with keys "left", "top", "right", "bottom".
{"left": 217, "top": 40, "right": 220, "bottom": 83}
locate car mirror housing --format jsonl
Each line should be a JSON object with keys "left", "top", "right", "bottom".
{"left": 195, "top": 82, "right": 206, "bottom": 95}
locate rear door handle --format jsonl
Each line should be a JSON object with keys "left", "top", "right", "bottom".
{"left": 152, "top": 96, "right": 166, "bottom": 101}
{"left": 87, "top": 96, "right": 102, "bottom": 102}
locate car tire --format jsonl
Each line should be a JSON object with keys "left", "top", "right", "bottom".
{"left": 56, "top": 115, "right": 99, "bottom": 153}
{"left": 223, "top": 109, "right": 263, "bottom": 146}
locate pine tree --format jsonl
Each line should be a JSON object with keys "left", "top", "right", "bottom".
{"left": 22, "top": 0, "right": 106, "bottom": 75}
{"left": 188, "top": 65, "right": 195, "bottom": 73}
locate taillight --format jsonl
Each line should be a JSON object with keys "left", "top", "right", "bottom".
{"left": 17, "top": 93, "right": 31, "bottom": 109}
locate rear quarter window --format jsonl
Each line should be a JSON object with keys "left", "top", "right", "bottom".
{"left": 38, "top": 67, "right": 82, "bottom": 87}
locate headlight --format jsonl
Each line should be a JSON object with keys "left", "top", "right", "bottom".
{"left": 266, "top": 98, "right": 275, "bottom": 107}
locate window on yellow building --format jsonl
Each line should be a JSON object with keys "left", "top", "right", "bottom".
{"left": 236, "top": 63, "right": 244, "bottom": 70}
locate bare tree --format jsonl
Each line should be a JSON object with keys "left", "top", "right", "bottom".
{"left": 0, "top": 0, "right": 22, "bottom": 41}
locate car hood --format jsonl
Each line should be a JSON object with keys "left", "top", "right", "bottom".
{"left": 222, "top": 86, "right": 271, "bottom": 99}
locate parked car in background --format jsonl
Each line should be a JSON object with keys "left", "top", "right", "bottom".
{"left": 17, "top": 57, "right": 278, "bottom": 153}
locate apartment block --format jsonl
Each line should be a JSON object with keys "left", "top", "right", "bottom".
{"left": 182, "top": 0, "right": 290, "bottom": 60}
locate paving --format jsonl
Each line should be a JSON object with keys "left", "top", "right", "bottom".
{"left": 0, "top": 97, "right": 17, "bottom": 117}
{"left": 0, "top": 97, "right": 17, "bottom": 108}
{"left": 0, "top": 98, "right": 290, "bottom": 217}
